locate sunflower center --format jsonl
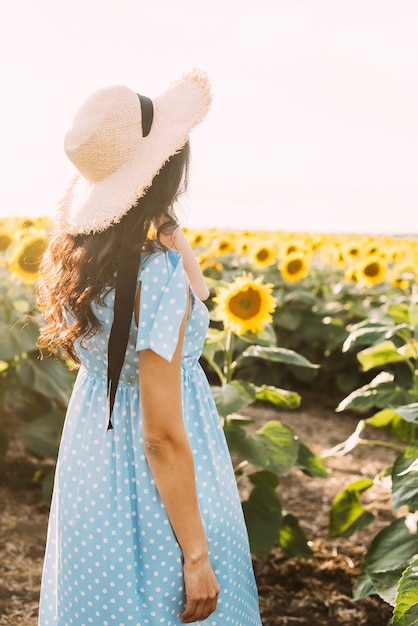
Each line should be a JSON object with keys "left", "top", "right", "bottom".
{"left": 21, "top": 219, "right": 35, "bottom": 229}
{"left": 256, "top": 249, "right": 269, "bottom": 261}
{"left": 18, "top": 240, "right": 47, "bottom": 274}
{"left": 229, "top": 288, "right": 261, "bottom": 320}
{"left": 287, "top": 259, "right": 303, "bottom": 274}
{"left": 364, "top": 262, "right": 380, "bottom": 278}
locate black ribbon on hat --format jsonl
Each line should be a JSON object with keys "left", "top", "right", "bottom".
{"left": 106, "top": 94, "right": 154, "bottom": 431}
{"left": 138, "top": 94, "right": 154, "bottom": 138}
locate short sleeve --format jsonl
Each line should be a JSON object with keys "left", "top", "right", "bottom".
{"left": 135, "top": 249, "right": 188, "bottom": 362}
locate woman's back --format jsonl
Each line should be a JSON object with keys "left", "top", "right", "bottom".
{"left": 73, "top": 249, "right": 209, "bottom": 386}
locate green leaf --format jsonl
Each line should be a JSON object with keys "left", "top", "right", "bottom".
{"left": 337, "top": 372, "right": 395, "bottom": 412}
{"left": 244, "top": 323, "right": 277, "bottom": 346}
{"left": 393, "top": 555, "right": 418, "bottom": 626}
{"left": 242, "top": 484, "right": 282, "bottom": 558}
{"left": 398, "top": 459, "right": 418, "bottom": 475}
{"left": 388, "top": 302, "right": 413, "bottom": 326}
{"left": 409, "top": 303, "right": 418, "bottom": 340}
{"left": 226, "top": 414, "right": 254, "bottom": 426}
{"left": 240, "top": 345, "right": 319, "bottom": 369}
{"left": 296, "top": 442, "right": 329, "bottom": 478}
{"left": 279, "top": 513, "right": 313, "bottom": 558}
{"left": 41, "top": 469, "right": 56, "bottom": 505}
{"left": 329, "top": 477, "right": 375, "bottom": 537}
{"left": 354, "top": 569, "right": 377, "bottom": 600}
{"left": 357, "top": 340, "right": 409, "bottom": 372}
{"left": 337, "top": 373, "right": 417, "bottom": 414}
{"left": 202, "top": 328, "right": 227, "bottom": 362}
{"left": 343, "top": 323, "right": 410, "bottom": 353}
{"left": 283, "top": 289, "right": 319, "bottom": 307}
{"left": 366, "top": 408, "right": 417, "bottom": 443}
{"left": 366, "top": 408, "right": 399, "bottom": 428}
{"left": 254, "top": 384, "right": 301, "bottom": 409}
{"left": 0, "top": 318, "right": 39, "bottom": 360}
{"left": 248, "top": 470, "right": 280, "bottom": 489}
{"left": 392, "top": 446, "right": 418, "bottom": 512}
{"left": 393, "top": 404, "right": 418, "bottom": 425}
{"left": 357, "top": 517, "right": 418, "bottom": 604}
{"left": 211, "top": 380, "right": 256, "bottom": 418}
{"left": 15, "top": 355, "right": 72, "bottom": 405}
{"left": 224, "top": 420, "right": 299, "bottom": 475}
{"left": 275, "top": 309, "right": 302, "bottom": 331}
{"left": 18, "top": 410, "right": 65, "bottom": 459}
{"left": 368, "top": 568, "right": 406, "bottom": 606}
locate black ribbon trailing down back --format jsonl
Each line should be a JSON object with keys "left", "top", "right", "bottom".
{"left": 106, "top": 209, "right": 141, "bottom": 430}
{"left": 106, "top": 93, "right": 154, "bottom": 430}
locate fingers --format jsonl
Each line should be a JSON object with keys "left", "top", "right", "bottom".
{"left": 179, "top": 557, "right": 220, "bottom": 623}
{"left": 179, "top": 594, "right": 219, "bottom": 623}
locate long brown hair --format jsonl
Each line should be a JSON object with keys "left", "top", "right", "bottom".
{"left": 37, "top": 142, "right": 190, "bottom": 364}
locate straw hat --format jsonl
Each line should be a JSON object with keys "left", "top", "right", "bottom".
{"left": 57, "top": 69, "right": 211, "bottom": 235}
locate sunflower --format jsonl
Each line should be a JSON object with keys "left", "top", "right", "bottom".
{"left": 248, "top": 242, "right": 278, "bottom": 269}
{"left": 0, "top": 230, "right": 13, "bottom": 253}
{"left": 279, "top": 252, "right": 310, "bottom": 282}
{"left": 364, "top": 238, "right": 381, "bottom": 257}
{"left": 388, "top": 262, "right": 415, "bottom": 291}
{"left": 387, "top": 245, "right": 408, "bottom": 264}
{"left": 211, "top": 232, "right": 237, "bottom": 256}
{"left": 235, "top": 231, "right": 257, "bottom": 255}
{"left": 280, "top": 238, "right": 308, "bottom": 257}
{"left": 355, "top": 255, "right": 387, "bottom": 286}
{"left": 8, "top": 233, "right": 48, "bottom": 284}
{"left": 340, "top": 239, "right": 364, "bottom": 264}
{"left": 213, "top": 275, "right": 277, "bottom": 335}
{"left": 197, "top": 251, "right": 224, "bottom": 277}
{"left": 185, "top": 228, "right": 210, "bottom": 249}
{"left": 16, "top": 217, "right": 38, "bottom": 230}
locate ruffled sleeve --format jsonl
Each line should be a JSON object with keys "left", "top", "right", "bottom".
{"left": 135, "top": 249, "right": 188, "bottom": 362}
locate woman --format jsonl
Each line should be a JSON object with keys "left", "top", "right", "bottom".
{"left": 37, "top": 70, "right": 262, "bottom": 625}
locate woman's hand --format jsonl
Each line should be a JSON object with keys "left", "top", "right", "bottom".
{"left": 160, "top": 226, "right": 210, "bottom": 301}
{"left": 179, "top": 555, "right": 220, "bottom": 623}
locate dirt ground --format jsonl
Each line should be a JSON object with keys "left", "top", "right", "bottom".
{"left": 0, "top": 392, "right": 395, "bottom": 625}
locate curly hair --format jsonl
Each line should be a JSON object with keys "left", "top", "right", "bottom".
{"left": 37, "top": 143, "right": 190, "bottom": 365}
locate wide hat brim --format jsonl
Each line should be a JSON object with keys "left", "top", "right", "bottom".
{"left": 57, "top": 69, "right": 211, "bottom": 236}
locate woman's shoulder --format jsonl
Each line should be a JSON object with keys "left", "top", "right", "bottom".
{"left": 139, "top": 247, "right": 183, "bottom": 279}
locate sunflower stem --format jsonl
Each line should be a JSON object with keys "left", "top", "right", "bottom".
{"left": 209, "top": 358, "right": 226, "bottom": 387}
{"left": 224, "top": 329, "right": 235, "bottom": 384}
{"left": 357, "top": 439, "right": 405, "bottom": 453}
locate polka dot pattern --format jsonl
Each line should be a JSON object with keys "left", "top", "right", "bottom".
{"left": 39, "top": 249, "right": 262, "bottom": 625}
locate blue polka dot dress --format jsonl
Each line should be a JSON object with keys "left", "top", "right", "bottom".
{"left": 38, "top": 249, "right": 262, "bottom": 626}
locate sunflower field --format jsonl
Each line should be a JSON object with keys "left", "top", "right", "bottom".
{"left": 1, "top": 216, "right": 418, "bottom": 624}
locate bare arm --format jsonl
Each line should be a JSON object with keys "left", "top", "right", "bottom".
{"left": 160, "top": 227, "right": 210, "bottom": 301}
{"left": 139, "top": 297, "right": 219, "bottom": 623}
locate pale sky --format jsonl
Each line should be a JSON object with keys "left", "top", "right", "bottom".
{"left": 1, "top": 0, "right": 418, "bottom": 234}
